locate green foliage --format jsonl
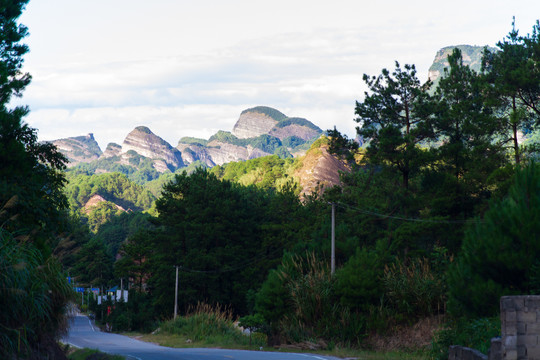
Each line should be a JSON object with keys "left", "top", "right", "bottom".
{"left": 0, "top": 3, "right": 74, "bottom": 357}
{"left": 256, "top": 252, "right": 366, "bottom": 345}
{"left": 68, "top": 348, "right": 125, "bottom": 360}
{"left": 383, "top": 257, "right": 447, "bottom": 321}
{"left": 335, "top": 247, "right": 385, "bottom": 312}
{"left": 249, "top": 134, "right": 283, "bottom": 153}
{"left": 134, "top": 125, "right": 153, "bottom": 134}
{"left": 68, "top": 156, "right": 138, "bottom": 177}
{"left": 430, "top": 317, "right": 500, "bottom": 360}
{"left": 178, "top": 136, "right": 209, "bottom": 146}
{"left": 356, "top": 61, "right": 434, "bottom": 189}
{"left": 65, "top": 172, "right": 155, "bottom": 212}
{"left": 447, "top": 162, "right": 540, "bottom": 317}
{"left": 275, "top": 117, "right": 322, "bottom": 132}
{"left": 72, "top": 238, "right": 114, "bottom": 287}
{"left": 0, "top": 229, "right": 73, "bottom": 358}
{"left": 210, "top": 155, "right": 300, "bottom": 191}
{"left": 146, "top": 168, "right": 305, "bottom": 317}
{"left": 255, "top": 268, "right": 290, "bottom": 328}
{"left": 159, "top": 303, "right": 266, "bottom": 347}
{"left": 96, "top": 212, "right": 152, "bottom": 257}
{"left": 282, "top": 135, "right": 306, "bottom": 148}
{"left": 241, "top": 106, "right": 287, "bottom": 121}
{"left": 208, "top": 130, "right": 240, "bottom": 144}
{"left": 114, "top": 229, "right": 153, "bottom": 291}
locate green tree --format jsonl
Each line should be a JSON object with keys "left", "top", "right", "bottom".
{"left": 432, "top": 48, "right": 504, "bottom": 180}
{"left": 0, "top": 2, "right": 73, "bottom": 357}
{"left": 115, "top": 230, "right": 153, "bottom": 292}
{"left": 150, "top": 168, "right": 277, "bottom": 316}
{"left": 72, "top": 238, "right": 114, "bottom": 288}
{"left": 355, "top": 62, "right": 434, "bottom": 189}
{"left": 447, "top": 162, "right": 540, "bottom": 317}
{"left": 428, "top": 48, "right": 507, "bottom": 219}
{"left": 482, "top": 19, "right": 540, "bottom": 164}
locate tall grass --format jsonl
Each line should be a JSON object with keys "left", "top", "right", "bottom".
{"left": 383, "top": 258, "right": 447, "bottom": 321}
{"left": 0, "top": 199, "right": 73, "bottom": 358}
{"left": 159, "top": 302, "right": 266, "bottom": 347}
{"left": 277, "top": 252, "right": 365, "bottom": 345}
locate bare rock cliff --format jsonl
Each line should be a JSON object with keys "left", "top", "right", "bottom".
{"left": 205, "top": 141, "right": 251, "bottom": 166}
{"left": 102, "top": 143, "right": 122, "bottom": 158}
{"left": 295, "top": 141, "right": 351, "bottom": 197}
{"left": 232, "top": 108, "right": 280, "bottom": 139}
{"left": 270, "top": 124, "right": 321, "bottom": 141}
{"left": 120, "top": 126, "right": 184, "bottom": 170}
{"left": 52, "top": 133, "right": 102, "bottom": 166}
{"left": 177, "top": 143, "right": 216, "bottom": 167}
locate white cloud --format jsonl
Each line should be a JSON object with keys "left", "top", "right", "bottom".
{"left": 16, "top": 0, "right": 540, "bottom": 153}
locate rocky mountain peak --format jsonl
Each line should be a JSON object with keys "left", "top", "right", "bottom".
{"left": 427, "top": 44, "right": 495, "bottom": 84}
{"left": 102, "top": 143, "right": 122, "bottom": 158}
{"left": 232, "top": 106, "right": 283, "bottom": 139}
{"left": 51, "top": 133, "right": 102, "bottom": 167}
{"left": 120, "top": 126, "right": 184, "bottom": 170}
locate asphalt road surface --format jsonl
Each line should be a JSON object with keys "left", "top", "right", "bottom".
{"left": 64, "top": 314, "right": 340, "bottom": 360}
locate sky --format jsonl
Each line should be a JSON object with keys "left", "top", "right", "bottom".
{"left": 16, "top": 0, "right": 540, "bottom": 151}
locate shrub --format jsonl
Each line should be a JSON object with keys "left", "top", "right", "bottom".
{"left": 430, "top": 317, "right": 500, "bottom": 360}
{"left": 447, "top": 162, "right": 540, "bottom": 317}
{"left": 383, "top": 257, "right": 447, "bottom": 321}
{"left": 160, "top": 302, "right": 266, "bottom": 347}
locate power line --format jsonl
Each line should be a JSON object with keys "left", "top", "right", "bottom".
{"left": 178, "top": 246, "right": 285, "bottom": 274}
{"left": 335, "top": 201, "right": 481, "bottom": 224}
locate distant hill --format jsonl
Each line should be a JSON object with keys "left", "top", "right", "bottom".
{"left": 178, "top": 106, "right": 323, "bottom": 166}
{"left": 210, "top": 136, "right": 351, "bottom": 197}
{"left": 53, "top": 106, "right": 323, "bottom": 177}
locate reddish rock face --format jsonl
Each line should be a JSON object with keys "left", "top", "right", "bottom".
{"left": 295, "top": 143, "right": 351, "bottom": 198}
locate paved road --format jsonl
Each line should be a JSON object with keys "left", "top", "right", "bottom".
{"left": 64, "top": 314, "right": 340, "bottom": 360}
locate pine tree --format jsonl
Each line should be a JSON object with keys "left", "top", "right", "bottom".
{"left": 482, "top": 19, "right": 539, "bottom": 164}
{"left": 355, "top": 62, "right": 434, "bottom": 189}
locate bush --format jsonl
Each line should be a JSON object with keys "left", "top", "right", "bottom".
{"left": 447, "top": 162, "right": 540, "bottom": 317}
{"left": 430, "top": 317, "right": 500, "bottom": 360}
{"left": 160, "top": 302, "right": 266, "bottom": 347}
{"left": 383, "top": 257, "right": 447, "bottom": 321}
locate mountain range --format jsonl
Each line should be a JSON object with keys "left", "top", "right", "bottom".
{"left": 53, "top": 106, "right": 323, "bottom": 173}
{"left": 52, "top": 45, "right": 490, "bottom": 196}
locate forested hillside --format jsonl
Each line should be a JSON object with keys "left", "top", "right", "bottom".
{"left": 88, "top": 22, "right": 540, "bottom": 358}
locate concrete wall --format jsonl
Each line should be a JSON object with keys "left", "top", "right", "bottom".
{"left": 500, "top": 296, "right": 540, "bottom": 360}
{"left": 449, "top": 296, "right": 540, "bottom": 360}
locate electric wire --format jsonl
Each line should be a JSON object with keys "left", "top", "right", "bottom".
{"left": 334, "top": 201, "right": 481, "bottom": 224}
{"left": 177, "top": 245, "right": 286, "bottom": 274}
{"left": 177, "top": 200, "right": 480, "bottom": 273}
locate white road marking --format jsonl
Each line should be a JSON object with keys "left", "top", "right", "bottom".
{"left": 87, "top": 317, "right": 96, "bottom": 332}
{"left": 297, "top": 354, "right": 329, "bottom": 360}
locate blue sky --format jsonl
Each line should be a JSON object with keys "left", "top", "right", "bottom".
{"left": 17, "top": 0, "right": 540, "bottom": 150}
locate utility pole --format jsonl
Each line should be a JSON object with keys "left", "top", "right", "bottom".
{"left": 331, "top": 202, "right": 336, "bottom": 275}
{"left": 174, "top": 265, "right": 179, "bottom": 320}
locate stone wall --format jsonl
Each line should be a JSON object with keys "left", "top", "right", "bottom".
{"left": 449, "top": 296, "right": 540, "bottom": 360}
{"left": 500, "top": 295, "right": 540, "bottom": 360}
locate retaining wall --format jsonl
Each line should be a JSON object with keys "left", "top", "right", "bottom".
{"left": 449, "top": 296, "right": 540, "bottom": 360}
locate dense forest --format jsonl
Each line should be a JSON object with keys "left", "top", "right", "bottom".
{"left": 1, "top": 2, "right": 540, "bottom": 358}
